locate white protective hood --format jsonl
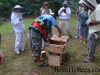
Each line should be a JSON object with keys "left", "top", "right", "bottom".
{"left": 87, "top": 0, "right": 97, "bottom": 8}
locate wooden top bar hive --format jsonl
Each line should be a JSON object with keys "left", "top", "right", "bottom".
{"left": 44, "top": 35, "right": 69, "bottom": 54}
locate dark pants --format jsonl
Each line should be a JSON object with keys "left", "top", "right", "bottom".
{"left": 87, "top": 32, "right": 100, "bottom": 59}
{"left": 30, "top": 29, "right": 42, "bottom": 56}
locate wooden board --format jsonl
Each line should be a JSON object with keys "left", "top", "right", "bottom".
{"left": 48, "top": 54, "right": 62, "bottom": 66}
{"left": 50, "top": 35, "right": 69, "bottom": 43}
{"left": 44, "top": 43, "right": 66, "bottom": 54}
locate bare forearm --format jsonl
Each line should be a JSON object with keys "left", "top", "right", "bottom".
{"left": 58, "top": 28, "right": 61, "bottom": 37}
{"left": 55, "top": 25, "right": 61, "bottom": 37}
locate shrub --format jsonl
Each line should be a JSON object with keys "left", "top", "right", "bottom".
{"left": 0, "top": 17, "right": 3, "bottom": 25}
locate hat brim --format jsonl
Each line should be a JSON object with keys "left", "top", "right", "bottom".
{"left": 82, "top": 2, "right": 92, "bottom": 9}
{"left": 82, "top": 0, "right": 95, "bottom": 10}
{"left": 14, "top": 7, "right": 23, "bottom": 9}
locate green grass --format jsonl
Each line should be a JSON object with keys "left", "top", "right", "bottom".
{"left": 0, "top": 16, "right": 100, "bottom": 75}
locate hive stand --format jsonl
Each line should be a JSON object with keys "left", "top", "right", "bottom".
{"left": 44, "top": 35, "right": 69, "bottom": 66}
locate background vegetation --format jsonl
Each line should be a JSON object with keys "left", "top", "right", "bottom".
{"left": 0, "top": 0, "right": 100, "bottom": 17}
{"left": 0, "top": 0, "right": 100, "bottom": 24}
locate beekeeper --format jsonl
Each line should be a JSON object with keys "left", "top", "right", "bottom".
{"left": 11, "top": 5, "right": 25, "bottom": 55}
{"left": 82, "top": 0, "right": 100, "bottom": 62}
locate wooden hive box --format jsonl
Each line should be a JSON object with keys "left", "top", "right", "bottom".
{"left": 48, "top": 53, "right": 62, "bottom": 66}
{"left": 43, "top": 35, "right": 69, "bottom": 54}
{"left": 44, "top": 35, "right": 69, "bottom": 66}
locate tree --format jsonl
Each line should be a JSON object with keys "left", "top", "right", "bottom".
{"left": 0, "top": 0, "right": 18, "bottom": 17}
{"left": 0, "top": 0, "right": 80, "bottom": 17}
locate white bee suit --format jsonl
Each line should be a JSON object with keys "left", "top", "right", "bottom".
{"left": 11, "top": 12, "right": 25, "bottom": 53}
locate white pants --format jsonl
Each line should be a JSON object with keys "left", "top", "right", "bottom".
{"left": 15, "top": 31, "right": 24, "bottom": 52}
{"left": 59, "top": 19, "right": 72, "bottom": 36}
{"left": 75, "top": 20, "right": 81, "bottom": 37}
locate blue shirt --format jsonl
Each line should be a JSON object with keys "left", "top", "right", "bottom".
{"left": 80, "top": 10, "right": 88, "bottom": 26}
{"left": 29, "top": 14, "right": 57, "bottom": 42}
{"left": 36, "top": 14, "right": 57, "bottom": 27}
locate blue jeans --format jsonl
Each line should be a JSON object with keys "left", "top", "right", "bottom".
{"left": 80, "top": 25, "right": 88, "bottom": 37}
{"left": 75, "top": 20, "right": 81, "bottom": 37}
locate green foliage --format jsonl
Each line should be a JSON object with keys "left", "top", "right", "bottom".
{"left": 0, "top": 17, "right": 3, "bottom": 25}
{"left": 0, "top": 0, "right": 80, "bottom": 17}
{"left": 0, "top": 0, "right": 19, "bottom": 17}
{"left": 5, "top": 0, "right": 100, "bottom": 16}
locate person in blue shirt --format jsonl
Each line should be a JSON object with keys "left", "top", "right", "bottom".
{"left": 29, "top": 14, "right": 61, "bottom": 67}
{"left": 79, "top": 4, "right": 89, "bottom": 44}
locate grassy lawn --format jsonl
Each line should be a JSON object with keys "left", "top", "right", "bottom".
{"left": 0, "top": 16, "right": 100, "bottom": 75}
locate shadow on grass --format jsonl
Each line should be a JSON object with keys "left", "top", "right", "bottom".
{"left": 61, "top": 53, "right": 71, "bottom": 65}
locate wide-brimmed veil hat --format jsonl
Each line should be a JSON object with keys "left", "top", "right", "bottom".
{"left": 82, "top": 0, "right": 97, "bottom": 10}
{"left": 12, "top": 5, "right": 23, "bottom": 12}
{"left": 13, "top": 5, "right": 23, "bottom": 9}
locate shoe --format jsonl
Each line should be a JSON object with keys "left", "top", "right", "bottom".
{"left": 84, "top": 58, "right": 93, "bottom": 63}
{"left": 38, "top": 62, "right": 49, "bottom": 67}
{"left": 16, "top": 51, "right": 20, "bottom": 55}
{"left": 75, "top": 36, "right": 79, "bottom": 39}
{"left": 83, "top": 53, "right": 95, "bottom": 58}
{"left": 20, "top": 49, "right": 24, "bottom": 51}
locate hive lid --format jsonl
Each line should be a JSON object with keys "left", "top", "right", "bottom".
{"left": 50, "top": 35, "right": 69, "bottom": 43}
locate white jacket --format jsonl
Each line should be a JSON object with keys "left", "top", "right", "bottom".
{"left": 11, "top": 12, "right": 25, "bottom": 33}
{"left": 87, "top": 4, "right": 100, "bottom": 33}
{"left": 41, "top": 9, "right": 53, "bottom": 15}
{"left": 58, "top": 7, "right": 71, "bottom": 20}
